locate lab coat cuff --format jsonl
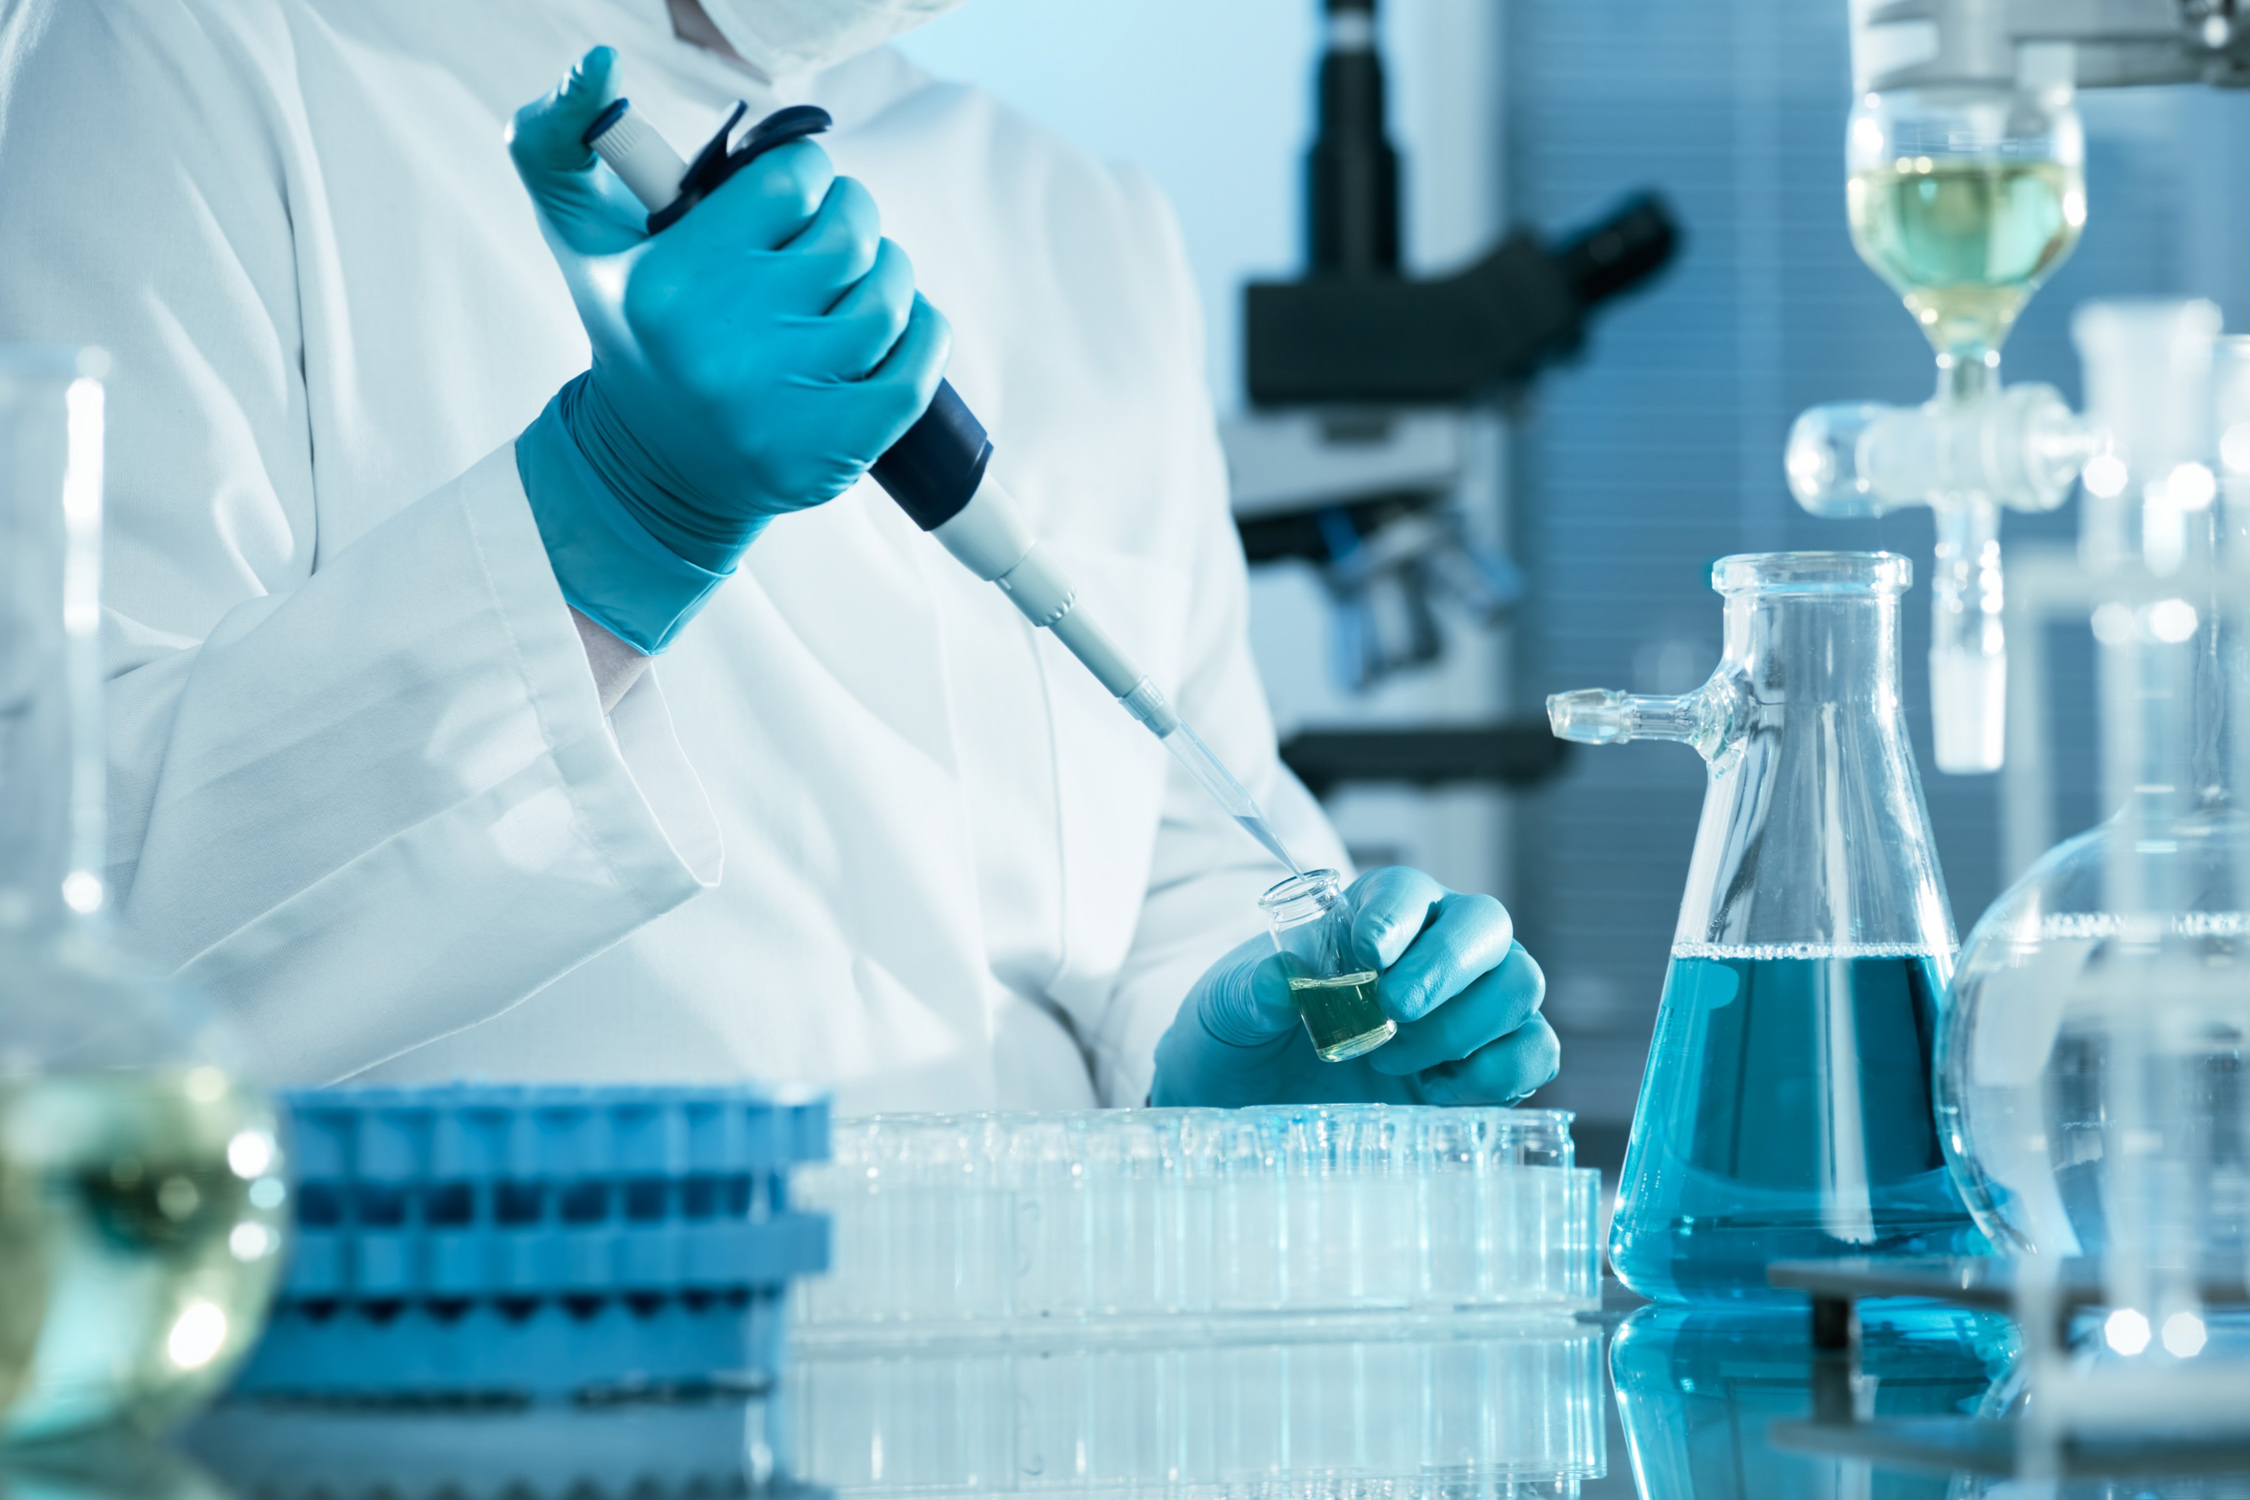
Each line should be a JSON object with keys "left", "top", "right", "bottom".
{"left": 516, "top": 393, "right": 731, "bottom": 654}
{"left": 466, "top": 445, "right": 724, "bottom": 894}
{"left": 165, "top": 448, "right": 722, "bottom": 1081}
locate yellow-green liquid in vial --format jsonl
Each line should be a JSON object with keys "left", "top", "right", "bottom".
{"left": 1288, "top": 972, "right": 1396, "bottom": 1062}
{"left": 1847, "top": 156, "right": 2084, "bottom": 353}
{"left": 0, "top": 1066, "right": 288, "bottom": 1439}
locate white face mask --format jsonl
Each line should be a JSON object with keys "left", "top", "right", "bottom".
{"left": 697, "top": 0, "right": 968, "bottom": 79}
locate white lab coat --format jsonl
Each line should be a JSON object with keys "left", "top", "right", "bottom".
{"left": 0, "top": 0, "right": 1342, "bottom": 1112}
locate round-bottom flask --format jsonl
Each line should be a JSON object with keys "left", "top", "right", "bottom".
{"left": 0, "top": 349, "right": 288, "bottom": 1440}
{"left": 1938, "top": 748, "right": 2250, "bottom": 1273}
{"left": 1938, "top": 306, "right": 2250, "bottom": 1298}
{"left": 0, "top": 933, "right": 286, "bottom": 1440}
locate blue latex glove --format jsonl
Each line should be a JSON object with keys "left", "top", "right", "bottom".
{"left": 1150, "top": 868, "right": 1557, "bottom": 1108}
{"left": 509, "top": 47, "right": 950, "bottom": 652}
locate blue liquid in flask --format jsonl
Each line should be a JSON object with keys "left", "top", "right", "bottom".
{"left": 1608, "top": 945, "right": 1988, "bottom": 1302}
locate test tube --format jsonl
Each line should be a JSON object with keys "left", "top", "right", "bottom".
{"left": 1259, "top": 872, "right": 1395, "bottom": 1062}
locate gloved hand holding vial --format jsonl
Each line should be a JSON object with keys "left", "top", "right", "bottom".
{"left": 1151, "top": 868, "right": 1554, "bottom": 1108}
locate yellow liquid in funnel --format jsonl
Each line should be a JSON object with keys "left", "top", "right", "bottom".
{"left": 1848, "top": 156, "right": 2083, "bottom": 353}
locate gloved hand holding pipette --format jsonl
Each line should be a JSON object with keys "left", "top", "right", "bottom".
{"left": 509, "top": 46, "right": 948, "bottom": 652}
{"left": 552, "top": 56, "right": 1310, "bottom": 866}
{"left": 1150, "top": 869, "right": 1556, "bottom": 1108}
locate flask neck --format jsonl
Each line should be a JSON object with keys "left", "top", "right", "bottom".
{"left": 2099, "top": 583, "right": 2236, "bottom": 822}
{"left": 1722, "top": 587, "right": 1906, "bottom": 717}
{"left": 1685, "top": 577, "right": 1952, "bottom": 954}
{"left": 0, "top": 362, "right": 107, "bottom": 934}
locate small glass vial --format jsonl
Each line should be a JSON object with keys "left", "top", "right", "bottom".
{"left": 1258, "top": 871, "right": 1395, "bottom": 1063}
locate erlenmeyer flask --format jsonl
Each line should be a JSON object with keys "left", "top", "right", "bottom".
{"left": 0, "top": 348, "right": 289, "bottom": 1440}
{"left": 1550, "top": 552, "right": 1986, "bottom": 1301}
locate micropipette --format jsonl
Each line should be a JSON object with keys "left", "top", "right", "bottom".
{"left": 581, "top": 98, "right": 1305, "bottom": 875}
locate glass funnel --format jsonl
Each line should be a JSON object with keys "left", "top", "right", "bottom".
{"left": 1938, "top": 305, "right": 2250, "bottom": 1326}
{"left": 0, "top": 348, "right": 288, "bottom": 1441}
{"left": 1846, "top": 82, "right": 2084, "bottom": 367}
{"left": 1550, "top": 552, "right": 1986, "bottom": 1301}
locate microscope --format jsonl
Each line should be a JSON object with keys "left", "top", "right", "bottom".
{"left": 1234, "top": 0, "right": 1679, "bottom": 800}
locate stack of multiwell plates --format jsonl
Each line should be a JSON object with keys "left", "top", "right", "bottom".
{"left": 235, "top": 1084, "right": 830, "bottom": 1402}
{"left": 792, "top": 1105, "right": 1599, "bottom": 1334}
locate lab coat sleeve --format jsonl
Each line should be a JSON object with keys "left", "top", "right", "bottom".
{"left": 0, "top": 0, "right": 721, "bottom": 1081}
{"left": 1080, "top": 174, "right": 1351, "bottom": 1107}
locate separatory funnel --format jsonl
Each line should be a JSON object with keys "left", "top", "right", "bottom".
{"left": 1789, "top": 11, "right": 2088, "bottom": 774}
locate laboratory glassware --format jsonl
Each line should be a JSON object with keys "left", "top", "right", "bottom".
{"left": 1940, "top": 303, "right": 2250, "bottom": 1327}
{"left": 791, "top": 1105, "right": 1598, "bottom": 1329}
{"left": 0, "top": 347, "right": 288, "bottom": 1441}
{"left": 1846, "top": 80, "right": 2084, "bottom": 363}
{"left": 583, "top": 99, "right": 1304, "bottom": 875}
{"left": 1792, "top": 43, "right": 2088, "bottom": 775}
{"left": 1549, "top": 552, "right": 1985, "bottom": 1301}
{"left": 1261, "top": 868, "right": 1392, "bottom": 1061}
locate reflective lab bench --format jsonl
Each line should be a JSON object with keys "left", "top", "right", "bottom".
{"left": 15, "top": 1288, "right": 2248, "bottom": 1500}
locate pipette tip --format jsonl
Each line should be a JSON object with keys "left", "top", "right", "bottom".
{"left": 1160, "top": 721, "right": 1305, "bottom": 874}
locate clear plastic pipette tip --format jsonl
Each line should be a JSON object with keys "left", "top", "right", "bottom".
{"left": 1160, "top": 720, "right": 1305, "bottom": 874}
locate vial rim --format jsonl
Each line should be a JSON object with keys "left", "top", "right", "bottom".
{"left": 1259, "top": 869, "right": 1345, "bottom": 913}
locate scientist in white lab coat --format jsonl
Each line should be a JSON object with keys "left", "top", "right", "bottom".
{"left": 0, "top": 0, "right": 1556, "bottom": 1114}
